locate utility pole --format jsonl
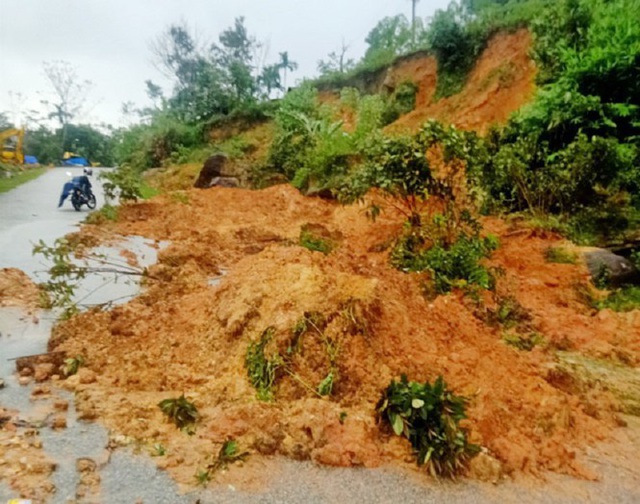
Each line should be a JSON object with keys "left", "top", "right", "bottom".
{"left": 411, "top": 0, "right": 420, "bottom": 47}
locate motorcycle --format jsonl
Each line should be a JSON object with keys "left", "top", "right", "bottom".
{"left": 71, "top": 186, "right": 97, "bottom": 211}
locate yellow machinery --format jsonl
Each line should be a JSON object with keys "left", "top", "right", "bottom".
{"left": 0, "top": 128, "right": 25, "bottom": 165}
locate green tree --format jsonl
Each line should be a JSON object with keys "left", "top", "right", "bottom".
{"left": 278, "top": 51, "right": 298, "bottom": 91}
{"left": 362, "top": 15, "right": 415, "bottom": 68}
{"left": 317, "top": 42, "right": 355, "bottom": 76}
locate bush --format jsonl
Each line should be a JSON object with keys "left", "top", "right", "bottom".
{"left": 391, "top": 223, "right": 499, "bottom": 294}
{"left": 377, "top": 375, "right": 479, "bottom": 477}
{"left": 158, "top": 394, "right": 199, "bottom": 434}
{"left": 480, "top": 0, "right": 640, "bottom": 239}
{"left": 100, "top": 165, "right": 143, "bottom": 202}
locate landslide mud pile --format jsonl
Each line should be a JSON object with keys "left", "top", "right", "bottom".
{"left": 47, "top": 186, "right": 640, "bottom": 489}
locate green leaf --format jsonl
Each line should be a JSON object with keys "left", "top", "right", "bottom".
{"left": 391, "top": 413, "right": 404, "bottom": 436}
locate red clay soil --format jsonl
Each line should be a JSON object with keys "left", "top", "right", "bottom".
{"left": 44, "top": 185, "right": 640, "bottom": 490}
{"left": 387, "top": 29, "right": 536, "bottom": 135}
{"left": 0, "top": 268, "right": 41, "bottom": 310}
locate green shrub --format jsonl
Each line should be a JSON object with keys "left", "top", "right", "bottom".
{"left": 158, "top": 394, "right": 199, "bottom": 434}
{"left": 245, "top": 327, "right": 283, "bottom": 401}
{"left": 596, "top": 287, "right": 640, "bottom": 312}
{"left": 392, "top": 227, "right": 499, "bottom": 294}
{"left": 100, "top": 165, "right": 143, "bottom": 202}
{"left": 377, "top": 375, "right": 479, "bottom": 477}
{"left": 85, "top": 205, "right": 119, "bottom": 225}
{"left": 480, "top": 0, "right": 640, "bottom": 239}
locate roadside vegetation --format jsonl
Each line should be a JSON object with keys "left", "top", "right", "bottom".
{"left": 0, "top": 163, "right": 47, "bottom": 193}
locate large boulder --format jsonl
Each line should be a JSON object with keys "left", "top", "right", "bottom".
{"left": 583, "top": 248, "right": 640, "bottom": 286}
{"left": 194, "top": 154, "right": 238, "bottom": 189}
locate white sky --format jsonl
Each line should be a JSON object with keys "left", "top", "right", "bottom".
{"left": 0, "top": 0, "right": 449, "bottom": 128}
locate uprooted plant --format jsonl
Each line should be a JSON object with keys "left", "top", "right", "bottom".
{"left": 158, "top": 394, "right": 199, "bottom": 434}
{"left": 197, "top": 439, "right": 249, "bottom": 486}
{"left": 377, "top": 375, "right": 479, "bottom": 478}
{"left": 33, "top": 237, "right": 149, "bottom": 319}
{"left": 245, "top": 327, "right": 284, "bottom": 401}
{"left": 246, "top": 302, "right": 369, "bottom": 400}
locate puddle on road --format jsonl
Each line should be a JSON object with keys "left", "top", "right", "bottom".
{"left": 0, "top": 235, "right": 191, "bottom": 503}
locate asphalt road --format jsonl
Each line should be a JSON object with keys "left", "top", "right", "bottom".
{"left": 0, "top": 166, "right": 108, "bottom": 280}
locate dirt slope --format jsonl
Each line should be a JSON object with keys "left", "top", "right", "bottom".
{"left": 386, "top": 28, "right": 536, "bottom": 134}
{"left": 45, "top": 185, "right": 640, "bottom": 490}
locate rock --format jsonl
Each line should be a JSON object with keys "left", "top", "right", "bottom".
{"left": 76, "top": 458, "right": 97, "bottom": 473}
{"left": 54, "top": 399, "right": 69, "bottom": 411}
{"left": 583, "top": 248, "right": 640, "bottom": 286}
{"left": 209, "top": 175, "right": 239, "bottom": 188}
{"left": 469, "top": 451, "right": 503, "bottom": 483}
{"left": 34, "top": 363, "right": 56, "bottom": 382}
{"left": 0, "top": 378, "right": 4, "bottom": 389}
{"left": 77, "top": 368, "right": 97, "bottom": 384}
{"left": 194, "top": 154, "right": 233, "bottom": 188}
{"left": 51, "top": 414, "right": 67, "bottom": 430}
{"left": 18, "top": 376, "right": 32, "bottom": 386}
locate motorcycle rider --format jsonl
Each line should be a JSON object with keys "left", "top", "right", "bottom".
{"left": 58, "top": 168, "right": 93, "bottom": 208}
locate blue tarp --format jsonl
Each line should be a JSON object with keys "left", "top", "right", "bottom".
{"left": 63, "top": 157, "right": 90, "bottom": 167}
{"left": 24, "top": 155, "right": 39, "bottom": 164}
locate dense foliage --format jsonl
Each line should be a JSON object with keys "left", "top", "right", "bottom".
{"left": 377, "top": 375, "right": 479, "bottom": 477}
{"left": 482, "top": 0, "right": 640, "bottom": 241}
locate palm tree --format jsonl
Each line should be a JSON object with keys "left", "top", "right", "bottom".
{"left": 278, "top": 51, "right": 298, "bottom": 93}
{"left": 259, "top": 64, "right": 282, "bottom": 97}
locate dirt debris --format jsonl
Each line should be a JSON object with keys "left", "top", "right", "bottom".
{"left": 37, "top": 182, "right": 639, "bottom": 491}
{"left": 0, "top": 268, "right": 42, "bottom": 310}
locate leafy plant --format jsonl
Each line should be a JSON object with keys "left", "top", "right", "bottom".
{"left": 317, "top": 371, "right": 335, "bottom": 396}
{"left": 62, "top": 355, "right": 85, "bottom": 376}
{"left": 377, "top": 375, "right": 479, "bottom": 477}
{"left": 299, "top": 228, "right": 334, "bottom": 255}
{"left": 151, "top": 443, "right": 166, "bottom": 457}
{"left": 197, "top": 439, "right": 249, "bottom": 486}
{"left": 595, "top": 286, "right": 640, "bottom": 312}
{"left": 33, "top": 237, "right": 148, "bottom": 318}
{"left": 85, "top": 204, "right": 119, "bottom": 225}
{"left": 33, "top": 238, "right": 87, "bottom": 319}
{"left": 391, "top": 222, "right": 499, "bottom": 294}
{"left": 208, "top": 439, "right": 249, "bottom": 472}
{"left": 489, "top": 295, "right": 531, "bottom": 330}
{"left": 245, "top": 327, "right": 283, "bottom": 401}
{"left": 100, "top": 165, "right": 143, "bottom": 202}
{"left": 158, "top": 394, "right": 199, "bottom": 434}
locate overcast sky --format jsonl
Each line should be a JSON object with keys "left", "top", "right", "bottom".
{"left": 0, "top": 0, "right": 449, "bottom": 128}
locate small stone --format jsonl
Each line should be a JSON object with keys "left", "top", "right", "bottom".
{"left": 53, "top": 399, "right": 69, "bottom": 411}
{"left": 31, "top": 384, "right": 51, "bottom": 396}
{"left": 18, "top": 376, "right": 32, "bottom": 386}
{"left": 34, "top": 363, "right": 56, "bottom": 382}
{"left": 51, "top": 414, "right": 67, "bottom": 430}
{"left": 469, "top": 451, "right": 503, "bottom": 484}
{"left": 76, "top": 458, "right": 97, "bottom": 473}
{"left": 19, "top": 367, "right": 33, "bottom": 377}
{"left": 0, "top": 378, "right": 4, "bottom": 389}
{"left": 77, "top": 368, "right": 97, "bottom": 384}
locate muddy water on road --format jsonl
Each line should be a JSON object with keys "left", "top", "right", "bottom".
{"left": 0, "top": 170, "right": 188, "bottom": 502}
